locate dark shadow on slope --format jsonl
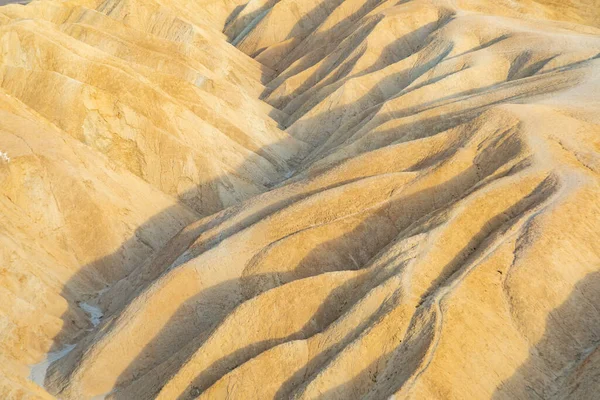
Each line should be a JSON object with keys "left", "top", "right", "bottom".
{"left": 107, "top": 206, "right": 401, "bottom": 399}
{"left": 446, "top": 34, "right": 511, "bottom": 61}
{"left": 492, "top": 271, "right": 600, "bottom": 399}
{"left": 229, "top": 0, "right": 387, "bottom": 77}
{"left": 418, "top": 171, "right": 558, "bottom": 303}
{"left": 279, "top": 45, "right": 449, "bottom": 135}
{"left": 272, "top": 269, "right": 407, "bottom": 399}
{"left": 223, "top": 1, "right": 275, "bottom": 42}
{"left": 149, "top": 51, "right": 596, "bottom": 395}
{"left": 300, "top": 303, "right": 437, "bottom": 400}
{"left": 271, "top": 0, "right": 388, "bottom": 73}
{"left": 247, "top": 0, "right": 349, "bottom": 61}
{"left": 287, "top": 53, "right": 594, "bottom": 176}
{"left": 223, "top": 4, "right": 246, "bottom": 30}
{"left": 266, "top": 19, "right": 445, "bottom": 117}
{"left": 274, "top": 198, "right": 600, "bottom": 399}
{"left": 41, "top": 136, "right": 305, "bottom": 396}
{"left": 0, "top": 0, "right": 29, "bottom": 5}
{"left": 173, "top": 272, "right": 380, "bottom": 400}
{"left": 36, "top": 5, "right": 599, "bottom": 399}
{"left": 44, "top": 98, "right": 535, "bottom": 399}
{"left": 108, "top": 199, "right": 400, "bottom": 398}
{"left": 131, "top": 123, "right": 535, "bottom": 399}
{"left": 42, "top": 118, "right": 425, "bottom": 398}
{"left": 266, "top": 25, "right": 596, "bottom": 175}
{"left": 291, "top": 272, "right": 600, "bottom": 400}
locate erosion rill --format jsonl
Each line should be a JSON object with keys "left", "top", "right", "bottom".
{"left": 0, "top": 0, "right": 600, "bottom": 399}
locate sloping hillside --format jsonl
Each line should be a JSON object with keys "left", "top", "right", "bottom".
{"left": 1, "top": 0, "right": 600, "bottom": 399}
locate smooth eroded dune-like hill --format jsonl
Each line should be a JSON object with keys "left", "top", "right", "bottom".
{"left": 1, "top": 0, "right": 600, "bottom": 399}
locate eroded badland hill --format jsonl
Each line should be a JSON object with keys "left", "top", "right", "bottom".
{"left": 1, "top": 0, "right": 600, "bottom": 399}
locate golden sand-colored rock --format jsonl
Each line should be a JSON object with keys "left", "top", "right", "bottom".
{"left": 1, "top": 0, "right": 600, "bottom": 399}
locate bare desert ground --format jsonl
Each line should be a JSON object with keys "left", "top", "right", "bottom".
{"left": 1, "top": 0, "right": 600, "bottom": 399}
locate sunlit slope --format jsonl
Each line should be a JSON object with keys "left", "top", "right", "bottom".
{"left": 1, "top": 0, "right": 600, "bottom": 399}
{"left": 0, "top": 0, "right": 307, "bottom": 215}
{"left": 0, "top": 87, "right": 197, "bottom": 399}
{"left": 0, "top": 0, "right": 303, "bottom": 397}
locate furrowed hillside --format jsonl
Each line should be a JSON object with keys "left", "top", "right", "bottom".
{"left": 0, "top": 0, "right": 599, "bottom": 399}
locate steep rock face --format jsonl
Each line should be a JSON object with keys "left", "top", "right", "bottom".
{"left": 1, "top": 0, "right": 600, "bottom": 399}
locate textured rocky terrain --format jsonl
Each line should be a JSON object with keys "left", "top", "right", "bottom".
{"left": 0, "top": 0, "right": 599, "bottom": 399}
